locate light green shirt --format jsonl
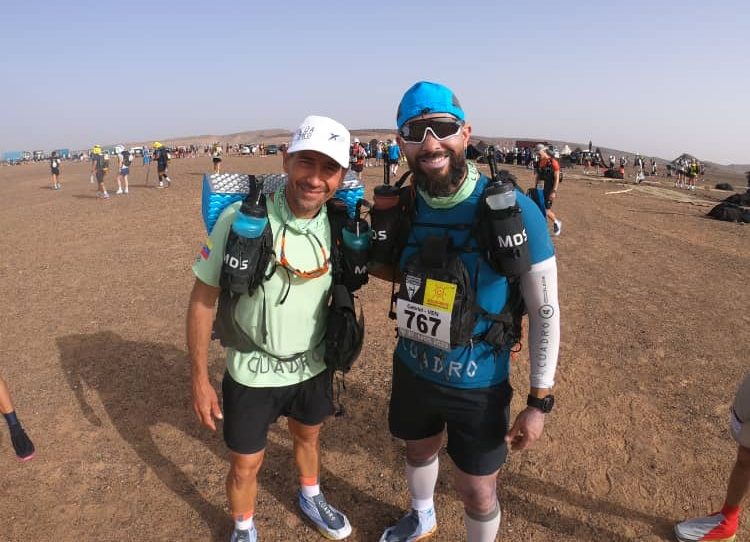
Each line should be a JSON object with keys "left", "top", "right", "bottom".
{"left": 192, "top": 189, "right": 332, "bottom": 387}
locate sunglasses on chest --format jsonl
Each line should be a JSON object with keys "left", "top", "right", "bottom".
{"left": 399, "top": 117, "right": 465, "bottom": 144}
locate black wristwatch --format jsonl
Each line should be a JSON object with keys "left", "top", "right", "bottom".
{"left": 527, "top": 394, "right": 555, "bottom": 413}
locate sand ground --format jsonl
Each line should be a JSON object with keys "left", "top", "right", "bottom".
{"left": 0, "top": 155, "right": 747, "bottom": 541}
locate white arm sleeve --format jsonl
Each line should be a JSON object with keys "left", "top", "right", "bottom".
{"left": 519, "top": 256, "right": 560, "bottom": 389}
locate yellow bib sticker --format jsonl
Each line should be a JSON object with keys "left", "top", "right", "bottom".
{"left": 423, "top": 279, "right": 457, "bottom": 312}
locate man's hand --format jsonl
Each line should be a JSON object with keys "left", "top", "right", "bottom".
{"left": 192, "top": 377, "right": 223, "bottom": 431}
{"left": 505, "top": 407, "right": 545, "bottom": 451}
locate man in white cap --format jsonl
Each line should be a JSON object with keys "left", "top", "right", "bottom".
{"left": 188, "top": 115, "right": 353, "bottom": 542}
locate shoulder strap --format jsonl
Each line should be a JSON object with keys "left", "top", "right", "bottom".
{"left": 326, "top": 198, "right": 348, "bottom": 286}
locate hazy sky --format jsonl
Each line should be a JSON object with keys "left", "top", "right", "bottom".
{"left": 2, "top": 0, "right": 749, "bottom": 164}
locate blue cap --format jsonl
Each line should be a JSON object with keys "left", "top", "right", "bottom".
{"left": 396, "top": 81, "right": 465, "bottom": 129}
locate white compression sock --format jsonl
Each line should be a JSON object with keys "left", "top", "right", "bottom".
{"left": 464, "top": 500, "right": 501, "bottom": 542}
{"left": 235, "top": 515, "right": 254, "bottom": 531}
{"left": 406, "top": 456, "right": 439, "bottom": 511}
{"left": 300, "top": 483, "right": 320, "bottom": 498}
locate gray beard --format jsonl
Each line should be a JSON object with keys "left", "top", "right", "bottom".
{"left": 411, "top": 152, "right": 467, "bottom": 197}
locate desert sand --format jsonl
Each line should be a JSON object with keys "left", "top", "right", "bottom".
{"left": 0, "top": 153, "right": 747, "bottom": 541}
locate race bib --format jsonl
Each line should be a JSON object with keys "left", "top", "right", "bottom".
{"left": 396, "top": 278, "right": 456, "bottom": 351}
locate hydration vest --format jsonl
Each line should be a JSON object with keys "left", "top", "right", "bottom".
{"left": 537, "top": 157, "right": 561, "bottom": 185}
{"left": 209, "top": 176, "right": 367, "bottom": 374}
{"left": 373, "top": 171, "right": 528, "bottom": 353}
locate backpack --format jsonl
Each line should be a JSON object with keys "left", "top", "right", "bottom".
{"left": 98, "top": 154, "right": 110, "bottom": 171}
{"left": 209, "top": 176, "right": 366, "bottom": 374}
{"left": 707, "top": 202, "right": 750, "bottom": 223}
{"left": 539, "top": 158, "right": 562, "bottom": 184}
{"left": 395, "top": 235, "right": 477, "bottom": 350}
{"left": 372, "top": 171, "right": 528, "bottom": 352}
{"left": 122, "top": 152, "right": 131, "bottom": 167}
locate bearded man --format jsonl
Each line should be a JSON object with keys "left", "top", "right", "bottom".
{"left": 373, "top": 81, "right": 561, "bottom": 542}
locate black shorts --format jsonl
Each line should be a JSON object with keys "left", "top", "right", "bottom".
{"left": 213, "top": 157, "right": 222, "bottom": 163}
{"left": 51, "top": 168, "right": 60, "bottom": 176}
{"left": 388, "top": 357, "right": 513, "bottom": 476}
{"left": 95, "top": 170, "right": 105, "bottom": 183}
{"left": 222, "top": 369, "right": 334, "bottom": 454}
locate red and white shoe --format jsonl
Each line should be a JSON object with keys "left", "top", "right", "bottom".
{"left": 674, "top": 509, "right": 739, "bottom": 541}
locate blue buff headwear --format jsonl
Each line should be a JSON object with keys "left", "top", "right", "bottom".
{"left": 396, "top": 81, "right": 465, "bottom": 129}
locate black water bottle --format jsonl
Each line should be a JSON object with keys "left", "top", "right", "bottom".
{"left": 221, "top": 177, "right": 269, "bottom": 295}
{"left": 482, "top": 179, "right": 531, "bottom": 277}
{"left": 370, "top": 184, "right": 401, "bottom": 265}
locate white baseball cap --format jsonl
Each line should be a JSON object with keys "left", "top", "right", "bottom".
{"left": 287, "top": 115, "right": 350, "bottom": 168}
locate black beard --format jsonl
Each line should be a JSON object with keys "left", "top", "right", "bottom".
{"left": 410, "top": 151, "right": 467, "bottom": 197}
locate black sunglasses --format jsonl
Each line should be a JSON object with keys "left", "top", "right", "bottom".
{"left": 399, "top": 117, "right": 465, "bottom": 144}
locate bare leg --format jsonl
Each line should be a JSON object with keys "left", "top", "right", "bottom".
{"left": 227, "top": 449, "right": 265, "bottom": 519}
{"left": 288, "top": 418, "right": 322, "bottom": 481}
{"left": 0, "top": 376, "right": 15, "bottom": 414}
{"left": 726, "top": 445, "right": 750, "bottom": 507}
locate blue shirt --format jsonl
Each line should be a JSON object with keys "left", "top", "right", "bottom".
{"left": 394, "top": 173, "right": 554, "bottom": 389}
{"left": 388, "top": 144, "right": 400, "bottom": 161}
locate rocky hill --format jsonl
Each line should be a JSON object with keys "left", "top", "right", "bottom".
{"left": 134, "top": 128, "right": 747, "bottom": 183}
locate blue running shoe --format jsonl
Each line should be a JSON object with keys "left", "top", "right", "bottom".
{"left": 379, "top": 508, "right": 437, "bottom": 542}
{"left": 298, "top": 491, "right": 352, "bottom": 540}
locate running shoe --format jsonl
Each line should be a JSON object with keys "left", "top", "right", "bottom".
{"left": 553, "top": 220, "right": 562, "bottom": 236}
{"left": 102, "top": 192, "right": 110, "bottom": 199}
{"left": 379, "top": 508, "right": 437, "bottom": 542}
{"left": 229, "top": 525, "right": 257, "bottom": 542}
{"left": 298, "top": 491, "right": 352, "bottom": 540}
{"left": 116, "top": 188, "right": 123, "bottom": 195}
{"left": 10, "top": 424, "right": 35, "bottom": 461}
{"left": 123, "top": 188, "right": 128, "bottom": 194}
{"left": 674, "top": 511, "right": 737, "bottom": 541}
{"left": 158, "top": 181, "right": 164, "bottom": 188}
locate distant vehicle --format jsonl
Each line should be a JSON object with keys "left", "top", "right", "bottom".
{"left": 2, "top": 150, "right": 24, "bottom": 163}
{"left": 129, "top": 147, "right": 144, "bottom": 157}
{"left": 266, "top": 144, "right": 279, "bottom": 155}
{"left": 33, "top": 150, "right": 46, "bottom": 161}
{"left": 240, "top": 145, "right": 252, "bottom": 155}
{"left": 54, "top": 148, "right": 71, "bottom": 159}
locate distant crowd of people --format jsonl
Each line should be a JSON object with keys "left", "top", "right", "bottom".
{"left": 347, "top": 138, "right": 403, "bottom": 181}
{"left": 669, "top": 157, "right": 705, "bottom": 190}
